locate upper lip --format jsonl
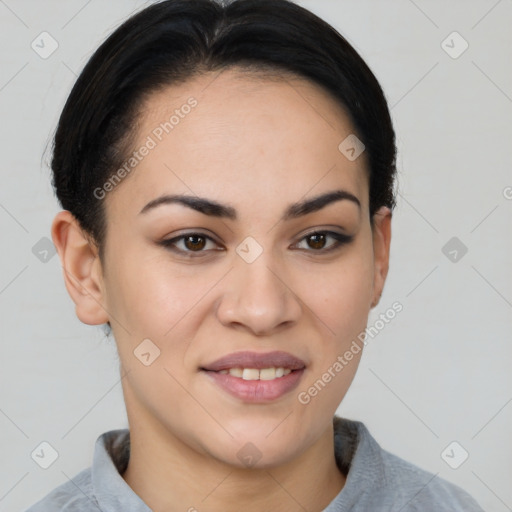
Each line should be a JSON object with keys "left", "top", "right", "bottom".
{"left": 201, "top": 351, "right": 306, "bottom": 372}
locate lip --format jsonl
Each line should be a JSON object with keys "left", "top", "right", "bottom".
{"left": 203, "top": 368, "right": 305, "bottom": 403}
{"left": 201, "top": 350, "right": 306, "bottom": 372}
{"left": 200, "top": 351, "right": 307, "bottom": 403}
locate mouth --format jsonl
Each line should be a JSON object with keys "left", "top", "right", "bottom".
{"left": 200, "top": 351, "right": 306, "bottom": 403}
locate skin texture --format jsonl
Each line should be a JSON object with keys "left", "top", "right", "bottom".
{"left": 51, "top": 68, "right": 392, "bottom": 512}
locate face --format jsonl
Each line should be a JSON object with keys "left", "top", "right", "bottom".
{"left": 70, "top": 69, "right": 391, "bottom": 468}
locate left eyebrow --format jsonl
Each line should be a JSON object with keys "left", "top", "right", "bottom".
{"left": 283, "top": 190, "right": 361, "bottom": 220}
{"left": 138, "top": 189, "right": 361, "bottom": 221}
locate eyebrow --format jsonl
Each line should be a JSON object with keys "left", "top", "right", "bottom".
{"left": 139, "top": 189, "right": 361, "bottom": 221}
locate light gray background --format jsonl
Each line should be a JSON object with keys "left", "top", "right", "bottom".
{"left": 1, "top": 0, "right": 511, "bottom": 510}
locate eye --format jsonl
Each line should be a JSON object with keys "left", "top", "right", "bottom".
{"left": 159, "top": 233, "right": 220, "bottom": 256}
{"left": 294, "top": 231, "right": 353, "bottom": 253}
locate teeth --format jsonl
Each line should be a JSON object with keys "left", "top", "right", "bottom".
{"left": 219, "top": 367, "right": 294, "bottom": 380}
{"left": 229, "top": 367, "right": 243, "bottom": 378}
{"left": 242, "top": 368, "right": 260, "bottom": 380}
{"left": 259, "top": 367, "right": 276, "bottom": 380}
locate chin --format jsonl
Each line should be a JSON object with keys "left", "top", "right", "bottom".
{"left": 221, "top": 423, "right": 309, "bottom": 469}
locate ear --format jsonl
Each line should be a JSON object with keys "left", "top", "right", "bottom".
{"left": 51, "top": 210, "right": 109, "bottom": 325}
{"left": 370, "top": 206, "right": 392, "bottom": 308}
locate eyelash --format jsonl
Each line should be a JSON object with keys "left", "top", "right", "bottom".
{"left": 159, "top": 230, "right": 353, "bottom": 257}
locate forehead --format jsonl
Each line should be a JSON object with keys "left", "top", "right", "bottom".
{"left": 105, "top": 68, "right": 369, "bottom": 220}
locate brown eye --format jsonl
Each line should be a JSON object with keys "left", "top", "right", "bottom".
{"left": 159, "top": 232, "right": 218, "bottom": 255}
{"left": 307, "top": 233, "right": 327, "bottom": 249}
{"left": 295, "top": 231, "right": 353, "bottom": 253}
{"left": 184, "top": 235, "right": 206, "bottom": 251}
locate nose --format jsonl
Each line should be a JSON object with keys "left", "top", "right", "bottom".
{"left": 215, "top": 248, "right": 302, "bottom": 336}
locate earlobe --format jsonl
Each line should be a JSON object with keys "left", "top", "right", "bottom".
{"left": 51, "top": 210, "right": 109, "bottom": 325}
{"left": 370, "top": 206, "right": 392, "bottom": 308}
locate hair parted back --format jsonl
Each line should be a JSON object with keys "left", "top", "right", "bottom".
{"left": 51, "top": 0, "right": 397, "bottom": 261}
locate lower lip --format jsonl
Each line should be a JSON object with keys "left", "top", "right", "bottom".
{"left": 203, "top": 369, "right": 305, "bottom": 403}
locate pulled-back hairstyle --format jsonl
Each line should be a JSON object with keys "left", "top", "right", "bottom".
{"left": 51, "top": 0, "right": 397, "bottom": 261}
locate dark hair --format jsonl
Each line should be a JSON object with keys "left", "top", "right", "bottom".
{"left": 51, "top": 0, "right": 397, "bottom": 261}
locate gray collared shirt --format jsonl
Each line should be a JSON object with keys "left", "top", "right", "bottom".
{"left": 25, "top": 416, "right": 484, "bottom": 511}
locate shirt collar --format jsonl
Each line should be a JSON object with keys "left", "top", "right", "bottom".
{"left": 324, "top": 417, "right": 386, "bottom": 510}
{"left": 92, "top": 429, "right": 150, "bottom": 512}
{"left": 90, "top": 416, "right": 384, "bottom": 511}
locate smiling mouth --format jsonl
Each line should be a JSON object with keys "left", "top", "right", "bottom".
{"left": 200, "top": 351, "right": 306, "bottom": 402}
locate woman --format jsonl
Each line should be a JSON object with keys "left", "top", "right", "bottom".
{"left": 26, "top": 0, "right": 484, "bottom": 510}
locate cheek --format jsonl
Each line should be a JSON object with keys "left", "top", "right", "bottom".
{"left": 293, "top": 251, "right": 373, "bottom": 418}
{"left": 104, "top": 249, "right": 188, "bottom": 329}
{"left": 103, "top": 251, "right": 223, "bottom": 381}
{"left": 297, "top": 246, "right": 375, "bottom": 338}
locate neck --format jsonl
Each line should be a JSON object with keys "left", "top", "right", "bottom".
{"left": 122, "top": 409, "right": 345, "bottom": 512}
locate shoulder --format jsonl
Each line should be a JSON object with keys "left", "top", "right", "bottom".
{"left": 378, "top": 448, "right": 484, "bottom": 511}
{"left": 24, "top": 468, "right": 98, "bottom": 512}
{"left": 332, "top": 417, "right": 484, "bottom": 511}
{"left": 25, "top": 429, "right": 131, "bottom": 512}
